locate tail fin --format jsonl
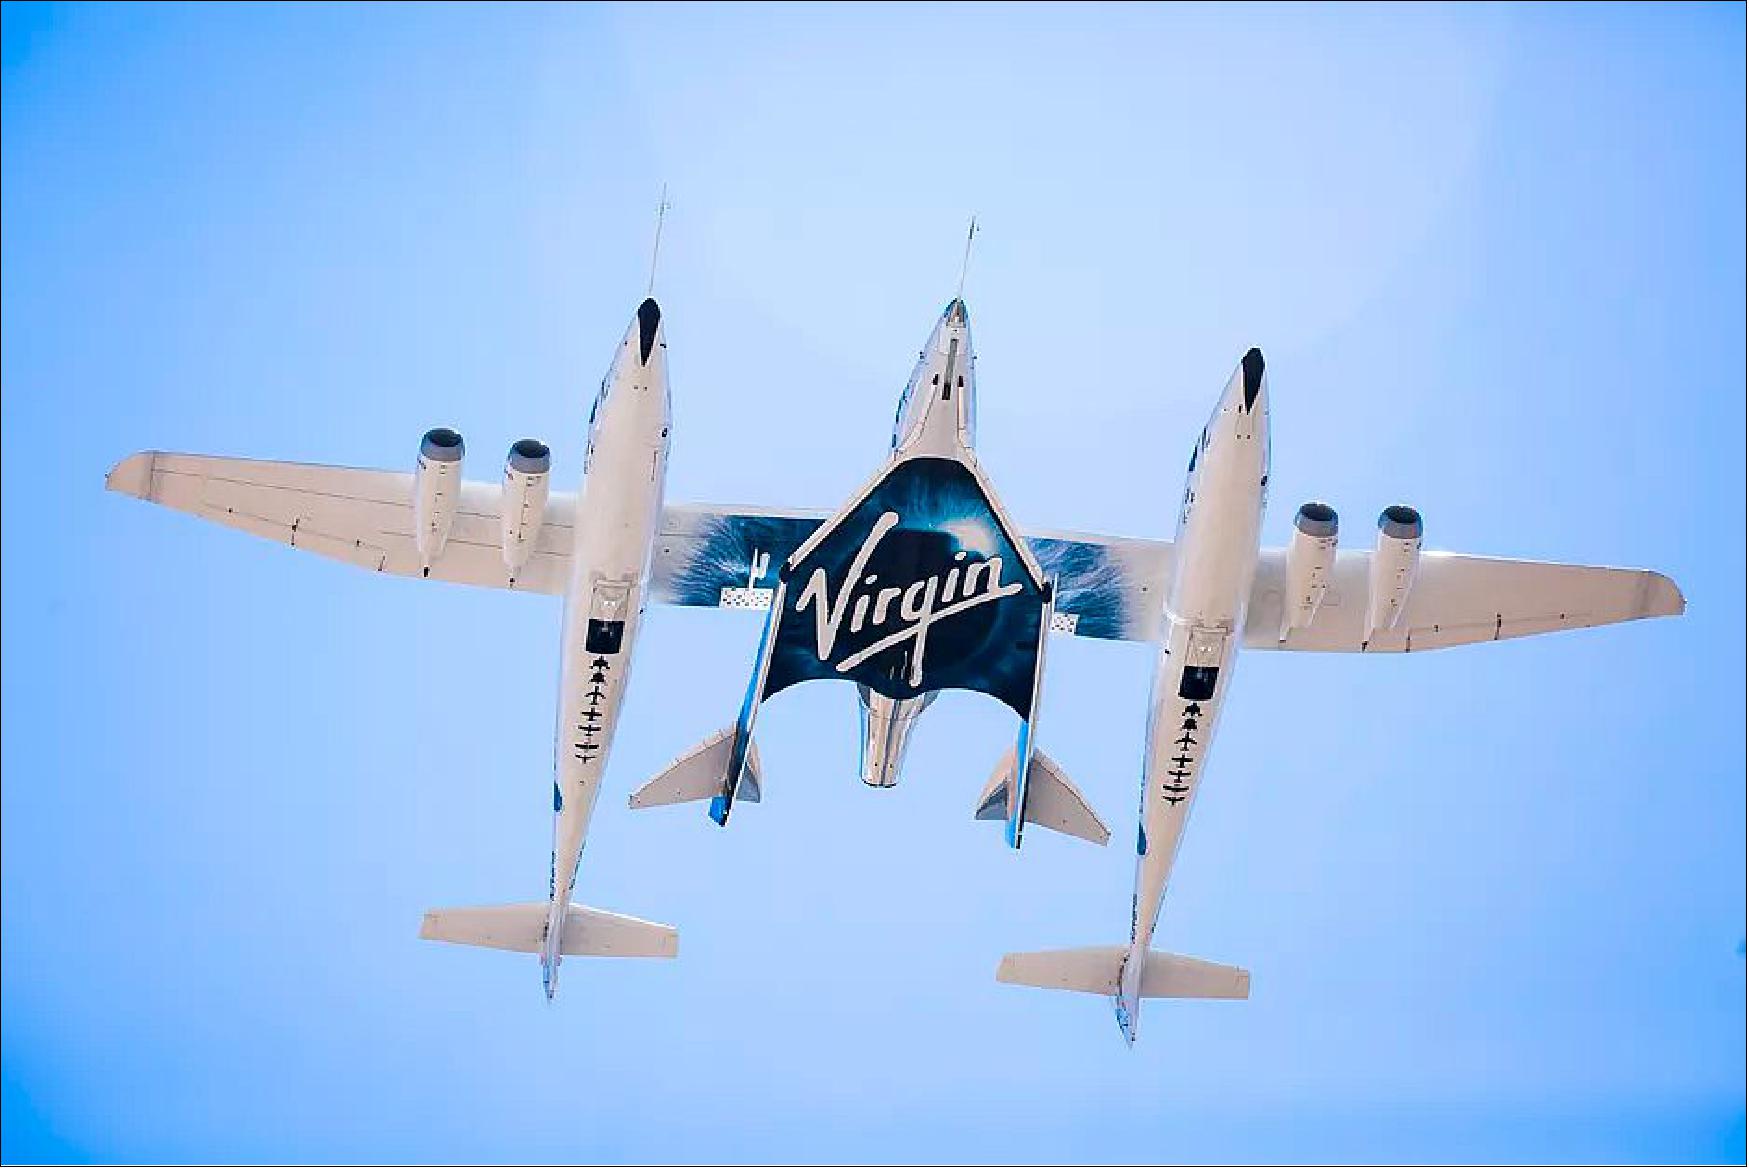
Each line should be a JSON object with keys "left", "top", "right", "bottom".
{"left": 974, "top": 749, "right": 1109, "bottom": 845}
{"left": 629, "top": 727, "right": 762, "bottom": 809}
{"left": 420, "top": 902, "right": 677, "bottom": 958}
{"left": 998, "top": 943, "right": 1248, "bottom": 1013}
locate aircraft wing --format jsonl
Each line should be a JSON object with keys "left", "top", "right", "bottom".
{"left": 110, "top": 462, "right": 1675, "bottom": 653}
{"left": 1244, "top": 548, "right": 1685, "bottom": 653}
{"left": 105, "top": 451, "right": 575, "bottom": 594}
{"left": 651, "top": 503, "right": 1174, "bottom": 643}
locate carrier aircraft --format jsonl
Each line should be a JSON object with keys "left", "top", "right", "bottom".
{"left": 107, "top": 287, "right": 1683, "bottom": 1024}
{"left": 108, "top": 297, "right": 686, "bottom": 1000}
{"left": 995, "top": 346, "right": 1684, "bottom": 1041}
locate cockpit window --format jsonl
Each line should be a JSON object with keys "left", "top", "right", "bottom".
{"left": 584, "top": 374, "right": 610, "bottom": 468}
{"left": 589, "top": 374, "right": 609, "bottom": 429}
{"left": 891, "top": 384, "right": 911, "bottom": 448}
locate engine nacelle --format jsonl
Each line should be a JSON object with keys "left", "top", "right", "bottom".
{"left": 414, "top": 427, "right": 464, "bottom": 571}
{"left": 1366, "top": 505, "right": 1423, "bottom": 644}
{"left": 500, "top": 438, "right": 552, "bottom": 576}
{"left": 1279, "top": 501, "right": 1339, "bottom": 640}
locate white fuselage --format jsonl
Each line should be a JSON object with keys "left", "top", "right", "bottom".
{"left": 543, "top": 299, "right": 671, "bottom": 995}
{"left": 1119, "top": 351, "right": 1270, "bottom": 1037}
{"left": 856, "top": 299, "right": 976, "bottom": 787}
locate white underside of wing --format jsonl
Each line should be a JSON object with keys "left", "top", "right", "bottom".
{"left": 106, "top": 451, "right": 575, "bottom": 595}
{"left": 111, "top": 459, "right": 1679, "bottom": 653}
{"left": 1246, "top": 548, "right": 1684, "bottom": 653}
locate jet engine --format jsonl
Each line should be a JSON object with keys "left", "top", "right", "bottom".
{"left": 1279, "top": 501, "right": 1338, "bottom": 640}
{"left": 1365, "top": 505, "right": 1423, "bottom": 645}
{"left": 414, "top": 427, "right": 464, "bottom": 572}
{"left": 500, "top": 438, "right": 551, "bottom": 576}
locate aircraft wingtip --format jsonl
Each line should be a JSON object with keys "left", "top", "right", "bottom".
{"left": 1647, "top": 571, "right": 1686, "bottom": 618}
{"left": 105, "top": 451, "right": 155, "bottom": 498}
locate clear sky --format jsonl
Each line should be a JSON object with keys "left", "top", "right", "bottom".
{"left": 3, "top": 2, "right": 1743, "bottom": 1162}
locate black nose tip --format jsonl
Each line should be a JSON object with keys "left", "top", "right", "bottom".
{"left": 1241, "top": 347, "right": 1265, "bottom": 411}
{"left": 637, "top": 298, "right": 661, "bottom": 364}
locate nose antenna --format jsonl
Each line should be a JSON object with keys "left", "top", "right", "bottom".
{"left": 646, "top": 184, "right": 671, "bottom": 296}
{"left": 955, "top": 215, "right": 979, "bottom": 301}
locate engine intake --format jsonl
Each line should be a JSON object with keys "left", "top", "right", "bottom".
{"left": 1366, "top": 505, "right": 1423, "bottom": 646}
{"left": 1378, "top": 504, "right": 1423, "bottom": 541}
{"left": 1279, "top": 501, "right": 1339, "bottom": 640}
{"left": 414, "top": 427, "right": 465, "bottom": 571}
{"left": 501, "top": 438, "right": 552, "bottom": 577}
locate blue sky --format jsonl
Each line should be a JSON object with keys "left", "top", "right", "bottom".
{"left": 2, "top": 2, "right": 1743, "bottom": 1162}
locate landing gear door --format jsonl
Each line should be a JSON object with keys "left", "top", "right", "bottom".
{"left": 1178, "top": 626, "right": 1230, "bottom": 702}
{"left": 1186, "top": 627, "right": 1228, "bottom": 668}
{"left": 586, "top": 578, "right": 632, "bottom": 656}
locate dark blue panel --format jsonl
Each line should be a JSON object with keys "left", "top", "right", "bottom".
{"left": 663, "top": 513, "right": 821, "bottom": 605}
{"left": 761, "top": 456, "right": 1046, "bottom": 717}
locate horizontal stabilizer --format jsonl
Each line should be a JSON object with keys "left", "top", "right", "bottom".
{"left": 419, "top": 902, "right": 677, "bottom": 958}
{"left": 629, "top": 727, "right": 762, "bottom": 809}
{"left": 997, "top": 945, "right": 1249, "bottom": 999}
{"left": 974, "top": 749, "right": 1109, "bottom": 845}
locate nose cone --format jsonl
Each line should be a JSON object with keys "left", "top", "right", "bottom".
{"left": 928, "top": 297, "right": 972, "bottom": 354}
{"left": 1213, "top": 347, "right": 1267, "bottom": 428}
{"left": 1239, "top": 347, "right": 1266, "bottom": 413}
{"left": 635, "top": 297, "right": 663, "bottom": 366}
{"left": 894, "top": 298, "right": 978, "bottom": 454}
{"left": 1205, "top": 347, "right": 1268, "bottom": 453}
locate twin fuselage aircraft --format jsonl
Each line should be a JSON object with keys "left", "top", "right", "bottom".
{"left": 108, "top": 286, "right": 1684, "bottom": 1042}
